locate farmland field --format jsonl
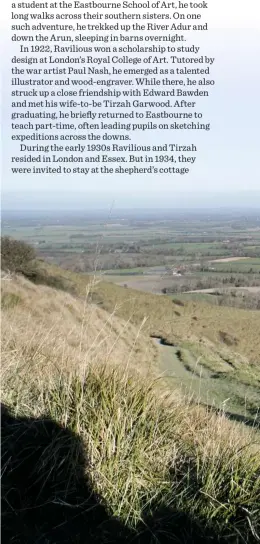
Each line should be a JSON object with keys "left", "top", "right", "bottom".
{"left": 2, "top": 209, "right": 260, "bottom": 301}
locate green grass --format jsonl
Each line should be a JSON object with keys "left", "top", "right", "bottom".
{"left": 156, "top": 337, "right": 260, "bottom": 419}
{"left": 1, "top": 292, "right": 22, "bottom": 309}
{"left": 104, "top": 267, "right": 146, "bottom": 275}
{"left": 2, "top": 362, "right": 260, "bottom": 543}
{"left": 212, "top": 259, "right": 260, "bottom": 273}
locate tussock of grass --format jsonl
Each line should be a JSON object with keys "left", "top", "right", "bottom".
{"left": 1, "top": 273, "right": 260, "bottom": 543}
{"left": 2, "top": 363, "right": 260, "bottom": 543}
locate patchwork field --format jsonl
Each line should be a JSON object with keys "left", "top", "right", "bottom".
{"left": 3, "top": 210, "right": 260, "bottom": 275}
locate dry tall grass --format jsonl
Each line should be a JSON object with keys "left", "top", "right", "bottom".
{"left": 1, "top": 273, "right": 260, "bottom": 543}
{"left": 1, "top": 273, "right": 157, "bottom": 383}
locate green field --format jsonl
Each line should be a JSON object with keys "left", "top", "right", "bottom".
{"left": 212, "top": 258, "right": 260, "bottom": 273}
{"left": 2, "top": 210, "right": 260, "bottom": 279}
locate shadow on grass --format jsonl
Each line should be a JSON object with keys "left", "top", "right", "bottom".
{"left": 222, "top": 410, "right": 260, "bottom": 429}
{"left": 200, "top": 402, "right": 260, "bottom": 430}
{"left": 1, "top": 404, "right": 229, "bottom": 544}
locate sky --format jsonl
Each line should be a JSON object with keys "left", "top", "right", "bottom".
{"left": 1, "top": 0, "right": 260, "bottom": 209}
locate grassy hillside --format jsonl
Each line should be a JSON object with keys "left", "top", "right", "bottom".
{"left": 29, "top": 261, "right": 260, "bottom": 417}
{"left": 1, "top": 263, "right": 260, "bottom": 543}
{"left": 37, "top": 261, "right": 260, "bottom": 364}
{"left": 1, "top": 273, "right": 157, "bottom": 382}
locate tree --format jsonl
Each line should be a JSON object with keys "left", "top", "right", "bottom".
{"left": 1, "top": 236, "right": 36, "bottom": 274}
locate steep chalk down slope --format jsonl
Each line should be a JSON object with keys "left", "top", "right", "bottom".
{"left": 40, "top": 263, "right": 260, "bottom": 364}
{"left": 1, "top": 273, "right": 157, "bottom": 381}
{"left": 37, "top": 263, "right": 260, "bottom": 384}
{"left": 1, "top": 271, "right": 260, "bottom": 543}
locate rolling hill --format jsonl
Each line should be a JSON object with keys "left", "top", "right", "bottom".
{"left": 1, "top": 260, "right": 260, "bottom": 543}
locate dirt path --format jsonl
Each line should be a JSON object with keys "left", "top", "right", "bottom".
{"left": 210, "top": 257, "right": 251, "bottom": 263}
{"left": 185, "top": 286, "right": 260, "bottom": 294}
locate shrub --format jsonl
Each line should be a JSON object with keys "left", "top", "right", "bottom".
{"left": 23, "top": 268, "right": 76, "bottom": 294}
{"left": 1, "top": 236, "right": 36, "bottom": 274}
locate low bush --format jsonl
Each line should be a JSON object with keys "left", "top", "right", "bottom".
{"left": 1, "top": 236, "right": 36, "bottom": 275}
